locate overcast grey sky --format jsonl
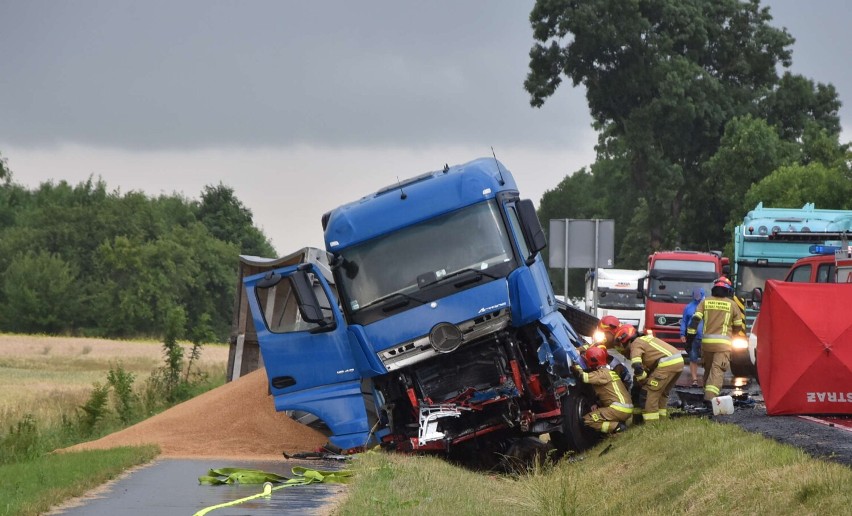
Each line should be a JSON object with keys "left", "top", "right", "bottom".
{"left": 1, "top": 1, "right": 850, "bottom": 253}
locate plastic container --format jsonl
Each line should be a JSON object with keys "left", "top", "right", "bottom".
{"left": 712, "top": 395, "right": 735, "bottom": 415}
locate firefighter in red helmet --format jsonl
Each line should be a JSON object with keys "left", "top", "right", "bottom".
{"left": 578, "top": 315, "right": 621, "bottom": 354}
{"left": 686, "top": 277, "right": 745, "bottom": 402}
{"left": 571, "top": 345, "right": 632, "bottom": 434}
{"left": 613, "top": 324, "right": 684, "bottom": 422}
{"left": 590, "top": 314, "right": 622, "bottom": 349}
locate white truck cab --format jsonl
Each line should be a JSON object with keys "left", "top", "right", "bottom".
{"left": 584, "top": 268, "right": 646, "bottom": 331}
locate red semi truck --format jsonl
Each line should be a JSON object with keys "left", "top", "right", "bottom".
{"left": 641, "top": 250, "right": 729, "bottom": 348}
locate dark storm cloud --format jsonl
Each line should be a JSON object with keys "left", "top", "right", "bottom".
{"left": 1, "top": 1, "right": 849, "bottom": 152}
{"left": 0, "top": 1, "right": 585, "bottom": 150}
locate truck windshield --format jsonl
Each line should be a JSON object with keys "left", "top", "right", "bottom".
{"left": 737, "top": 265, "right": 789, "bottom": 294}
{"left": 653, "top": 259, "right": 717, "bottom": 272}
{"left": 596, "top": 288, "right": 644, "bottom": 309}
{"left": 648, "top": 278, "right": 715, "bottom": 303}
{"left": 336, "top": 200, "right": 515, "bottom": 316}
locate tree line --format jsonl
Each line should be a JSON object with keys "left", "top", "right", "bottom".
{"left": 527, "top": 0, "right": 851, "bottom": 295}
{"left": 0, "top": 165, "right": 275, "bottom": 341}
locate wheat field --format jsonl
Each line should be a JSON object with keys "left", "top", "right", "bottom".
{"left": 0, "top": 334, "right": 229, "bottom": 426}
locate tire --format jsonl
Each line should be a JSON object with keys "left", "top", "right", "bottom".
{"left": 549, "top": 389, "right": 601, "bottom": 453}
{"left": 730, "top": 348, "right": 755, "bottom": 379}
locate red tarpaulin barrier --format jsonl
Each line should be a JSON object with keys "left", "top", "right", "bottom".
{"left": 757, "top": 280, "right": 852, "bottom": 415}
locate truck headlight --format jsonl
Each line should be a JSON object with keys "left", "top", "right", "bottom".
{"left": 732, "top": 337, "right": 748, "bottom": 350}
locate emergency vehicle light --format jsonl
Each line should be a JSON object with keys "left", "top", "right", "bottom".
{"left": 809, "top": 244, "right": 841, "bottom": 255}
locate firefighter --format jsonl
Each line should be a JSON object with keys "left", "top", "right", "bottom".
{"left": 571, "top": 345, "right": 632, "bottom": 434}
{"left": 685, "top": 277, "right": 745, "bottom": 402}
{"left": 590, "top": 315, "right": 622, "bottom": 350}
{"left": 612, "top": 324, "right": 684, "bottom": 422}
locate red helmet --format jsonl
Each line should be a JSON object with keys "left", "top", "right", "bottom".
{"left": 614, "top": 324, "right": 637, "bottom": 346}
{"left": 598, "top": 315, "right": 621, "bottom": 333}
{"left": 714, "top": 277, "right": 732, "bottom": 289}
{"left": 584, "top": 345, "right": 608, "bottom": 368}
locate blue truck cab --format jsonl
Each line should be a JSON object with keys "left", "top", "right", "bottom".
{"left": 242, "top": 158, "right": 598, "bottom": 455}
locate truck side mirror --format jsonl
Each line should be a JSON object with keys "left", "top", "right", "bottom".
{"left": 516, "top": 199, "right": 547, "bottom": 260}
{"left": 751, "top": 287, "right": 763, "bottom": 304}
{"left": 291, "top": 270, "right": 328, "bottom": 324}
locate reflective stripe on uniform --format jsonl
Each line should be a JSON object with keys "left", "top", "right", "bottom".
{"left": 601, "top": 421, "right": 611, "bottom": 433}
{"left": 581, "top": 372, "right": 590, "bottom": 383}
{"left": 702, "top": 335, "right": 732, "bottom": 346}
{"left": 643, "top": 411, "right": 660, "bottom": 421}
{"left": 643, "top": 337, "right": 674, "bottom": 358}
{"left": 658, "top": 354, "right": 684, "bottom": 367}
{"left": 705, "top": 384, "right": 720, "bottom": 395}
{"left": 610, "top": 402, "right": 634, "bottom": 414}
{"left": 659, "top": 408, "right": 668, "bottom": 417}
{"left": 608, "top": 371, "right": 630, "bottom": 406}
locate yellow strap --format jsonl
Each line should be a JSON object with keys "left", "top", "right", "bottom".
{"left": 194, "top": 467, "right": 352, "bottom": 516}
{"left": 194, "top": 483, "right": 274, "bottom": 516}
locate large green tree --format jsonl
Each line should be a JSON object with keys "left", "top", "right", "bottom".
{"left": 0, "top": 251, "right": 79, "bottom": 333}
{"left": 744, "top": 163, "right": 852, "bottom": 211}
{"left": 0, "top": 172, "right": 274, "bottom": 340}
{"left": 527, "top": 0, "right": 841, "bottom": 260}
{"left": 196, "top": 183, "right": 275, "bottom": 257}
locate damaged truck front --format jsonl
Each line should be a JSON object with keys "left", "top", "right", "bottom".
{"left": 242, "top": 158, "right": 601, "bottom": 456}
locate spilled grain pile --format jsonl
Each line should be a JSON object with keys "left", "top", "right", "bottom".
{"left": 62, "top": 368, "right": 328, "bottom": 459}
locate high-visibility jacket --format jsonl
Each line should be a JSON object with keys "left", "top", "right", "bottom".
{"left": 578, "top": 367, "right": 634, "bottom": 416}
{"left": 628, "top": 335, "right": 684, "bottom": 380}
{"left": 686, "top": 295, "right": 745, "bottom": 352}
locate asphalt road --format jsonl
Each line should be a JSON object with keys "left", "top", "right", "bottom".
{"left": 51, "top": 458, "right": 346, "bottom": 516}
{"left": 673, "top": 368, "right": 852, "bottom": 468}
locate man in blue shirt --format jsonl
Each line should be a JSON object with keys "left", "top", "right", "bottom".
{"left": 680, "top": 287, "right": 704, "bottom": 387}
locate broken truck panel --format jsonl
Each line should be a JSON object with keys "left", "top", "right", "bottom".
{"left": 244, "top": 158, "right": 604, "bottom": 455}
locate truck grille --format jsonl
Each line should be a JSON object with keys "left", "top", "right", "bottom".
{"left": 653, "top": 314, "right": 682, "bottom": 327}
{"left": 379, "top": 309, "right": 510, "bottom": 372}
{"left": 413, "top": 342, "right": 505, "bottom": 402}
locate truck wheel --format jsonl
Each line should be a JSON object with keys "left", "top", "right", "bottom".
{"left": 730, "top": 350, "right": 755, "bottom": 379}
{"left": 550, "top": 390, "right": 601, "bottom": 453}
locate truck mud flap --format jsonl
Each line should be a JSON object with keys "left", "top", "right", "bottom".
{"left": 556, "top": 301, "right": 599, "bottom": 337}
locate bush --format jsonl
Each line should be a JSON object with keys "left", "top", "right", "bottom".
{"left": 107, "top": 365, "right": 137, "bottom": 425}
{"left": 0, "top": 414, "right": 40, "bottom": 464}
{"left": 78, "top": 383, "right": 111, "bottom": 436}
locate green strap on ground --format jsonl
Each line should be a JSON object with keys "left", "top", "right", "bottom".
{"left": 193, "top": 466, "right": 353, "bottom": 516}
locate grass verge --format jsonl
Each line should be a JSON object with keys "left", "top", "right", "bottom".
{"left": 0, "top": 445, "right": 159, "bottom": 516}
{"left": 336, "top": 417, "right": 852, "bottom": 515}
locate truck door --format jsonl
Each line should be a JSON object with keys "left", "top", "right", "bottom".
{"left": 243, "top": 263, "right": 370, "bottom": 449}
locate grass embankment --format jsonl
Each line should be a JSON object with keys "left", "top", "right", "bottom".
{"left": 337, "top": 417, "right": 852, "bottom": 515}
{"left": 0, "top": 446, "right": 159, "bottom": 516}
